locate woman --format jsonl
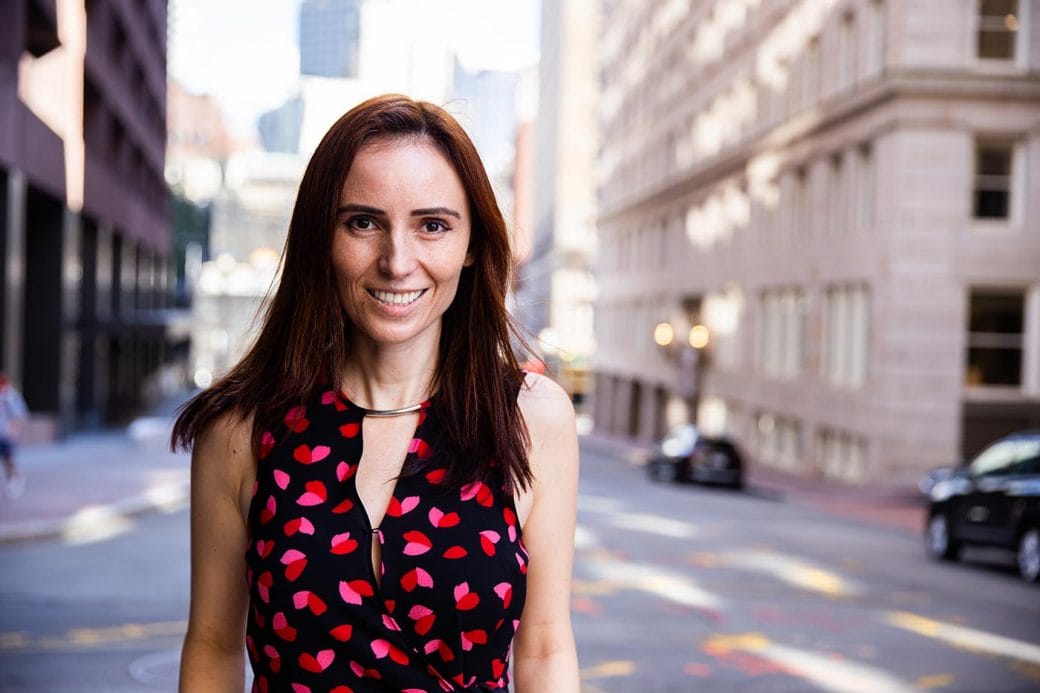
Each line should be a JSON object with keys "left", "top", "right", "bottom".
{"left": 174, "top": 94, "right": 580, "bottom": 692}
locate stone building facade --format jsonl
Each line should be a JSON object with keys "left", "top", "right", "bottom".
{"left": 593, "top": 0, "right": 1040, "bottom": 485}
{"left": 0, "top": 0, "right": 172, "bottom": 432}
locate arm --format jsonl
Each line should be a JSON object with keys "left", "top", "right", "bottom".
{"left": 179, "top": 412, "right": 256, "bottom": 693}
{"left": 512, "top": 373, "right": 581, "bottom": 692}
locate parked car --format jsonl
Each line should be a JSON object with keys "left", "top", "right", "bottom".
{"left": 924, "top": 430, "right": 1040, "bottom": 583}
{"left": 646, "top": 424, "right": 744, "bottom": 489}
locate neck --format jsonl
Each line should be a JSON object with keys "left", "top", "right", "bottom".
{"left": 341, "top": 335, "right": 439, "bottom": 411}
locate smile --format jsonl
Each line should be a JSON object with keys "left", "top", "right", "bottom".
{"left": 369, "top": 289, "right": 426, "bottom": 305}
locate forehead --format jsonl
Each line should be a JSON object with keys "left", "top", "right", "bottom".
{"left": 339, "top": 137, "right": 467, "bottom": 204}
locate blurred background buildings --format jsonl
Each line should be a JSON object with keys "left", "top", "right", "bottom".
{"left": 590, "top": 0, "right": 1040, "bottom": 485}
{"left": 1, "top": 0, "right": 178, "bottom": 439}
{"left": 3, "top": 0, "right": 1035, "bottom": 488}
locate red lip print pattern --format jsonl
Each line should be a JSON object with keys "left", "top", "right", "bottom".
{"left": 244, "top": 389, "right": 527, "bottom": 690}
{"left": 293, "top": 444, "right": 330, "bottom": 464}
{"left": 298, "top": 648, "right": 334, "bottom": 673}
{"left": 338, "top": 579, "right": 374, "bottom": 606}
{"left": 284, "top": 406, "right": 310, "bottom": 433}
{"left": 283, "top": 517, "right": 314, "bottom": 537}
{"left": 329, "top": 532, "right": 358, "bottom": 555}
{"left": 296, "top": 481, "right": 327, "bottom": 506}
{"left": 453, "top": 582, "right": 480, "bottom": 611}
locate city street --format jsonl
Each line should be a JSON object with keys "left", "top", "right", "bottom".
{"left": 1, "top": 438, "right": 1038, "bottom": 692}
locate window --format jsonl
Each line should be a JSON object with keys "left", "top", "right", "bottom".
{"left": 856, "top": 145, "right": 875, "bottom": 232}
{"left": 977, "top": 0, "right": 1020, "bottom": 60}
{"left": 970, "top": 437, "right": 1040, "bottom": 477}
{"left": 803, "top": 38, "right": 820, "bottom": 109}
{"left": 822, "top": 285, "right": 870, "bottom": 387}
{"left": 838, "top": 13, "right": 857, "bottom": 90}
{"left": 758, "top": 288, "right": 805, "bottom": 378}
{"left": 818, "top": 429, "right": 868, "bottom": 482}
{"left": 864, "top": 0, "right": 885, "bottom": 77}
{"left": 973, "top": 141, "right": 1014, "bottom": 219}
{"left": 828, "top": 153, "right": 845, "bottom": 233}
{"left": 966, "top": 290, "right": 1024, "bottom": 386}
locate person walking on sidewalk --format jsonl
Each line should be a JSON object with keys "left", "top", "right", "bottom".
{"left": 0, "top": 371, "right": 29, "bottom": 499}
{"left": 172, "top": 95, "right": 580, "bottom": 692}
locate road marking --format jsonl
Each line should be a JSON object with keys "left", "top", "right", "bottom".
{"left": 716, "top": 550, "right": 862, "bottom": 598}
{"left": 580, "top": 659, "right": 636, "bottom": 679}
{"left": 887, "top": 611, "right": 1040, "bottom": 668}
{"left": 703, "top": 632, "right": 917, "bottom": 692}
{"left": 608, "top": 512, "right": 699, "bottom": 539}
{"left": 0, "top": 620, "right": 187, "bottom": 652}
{"left": 915, "top": 673, "right": 955, "bottom": 689}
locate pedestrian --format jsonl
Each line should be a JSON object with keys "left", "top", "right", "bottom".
{"left": 172, "top": 94, "right": 580, "bottom": 692}
{"left": 0, "top": 371, "right": 29, "bottom": 499}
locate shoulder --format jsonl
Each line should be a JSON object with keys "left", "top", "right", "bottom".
{"left": 191, "top": 408, "right": 257, "bottom": 498}
{"left": 517, "top": 371, "right": 576, "bottom": 436}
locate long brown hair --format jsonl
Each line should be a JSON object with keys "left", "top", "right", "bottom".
{"left": 172, "top": 94, "right": 533, "bottom": 491}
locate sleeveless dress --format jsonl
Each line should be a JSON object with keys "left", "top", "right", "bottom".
{"left": 244, "top": 388, "right": 528, "bottom": 692}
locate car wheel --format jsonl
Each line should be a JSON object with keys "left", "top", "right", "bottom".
{"left": 1017, "top": 528, "right": 1040, "bottom": 583}
{"left": 925, "top": 513, "right": 960, "bottom": 561}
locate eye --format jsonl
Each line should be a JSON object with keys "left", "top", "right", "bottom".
{"left": 421, "top": 220, "right": 450, "bottom": 234}
{"left": 346, "top": 215, "right": 377, "bottom": 232}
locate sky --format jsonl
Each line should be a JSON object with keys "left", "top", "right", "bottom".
{"left": 168, "top": 0, "right": 541, "bottom": 136}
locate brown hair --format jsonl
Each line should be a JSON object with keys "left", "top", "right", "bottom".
{"left": 172, "top": 94, "right": 532, "bottom": 491}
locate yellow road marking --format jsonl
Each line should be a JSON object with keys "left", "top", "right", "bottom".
{"left": 888, "top": 611, "right": 1040, "bottom": 667}
{"left": 1, "top": 620, "right": 187, "bottom": 652}
{"left": 915, "top": 673, "right": 954, "bottom": 689}
{"left": 580, "top": 659, "right": 636, "bottom": 679}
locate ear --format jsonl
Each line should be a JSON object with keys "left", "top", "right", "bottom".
{"left": 464, "top": 249, "right": 475, "bottom": 267}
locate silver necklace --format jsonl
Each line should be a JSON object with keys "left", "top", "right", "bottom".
{"left": 361, "top": 402, "right": 424, "bottom": 418}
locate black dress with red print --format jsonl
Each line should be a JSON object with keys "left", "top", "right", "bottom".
{"left": 245, "top": 389, "right": 528, "bottom": 692}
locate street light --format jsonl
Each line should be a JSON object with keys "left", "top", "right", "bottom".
{"left": 653, "top": 322, "right": 675, "bottom": 347}
{"left": 688, "top": 324, "right": 710, "bottom": 350}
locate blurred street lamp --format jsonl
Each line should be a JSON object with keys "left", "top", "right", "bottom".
{"left": 688, "top": 324, "right": 710, "bottom": 350}
{"left": 653, "top": 322, "right": 675, "bottom": 346}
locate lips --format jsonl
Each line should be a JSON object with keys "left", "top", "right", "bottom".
{"left": 368, "top": 289, "right": 425, "bottom": 305}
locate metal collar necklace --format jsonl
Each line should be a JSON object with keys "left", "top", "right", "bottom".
{"left": 361, "top": 401, "right": 424, "bottom": 418}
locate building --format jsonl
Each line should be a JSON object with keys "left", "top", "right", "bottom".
{"left": 1, "top": 0, "right": 172, "bottom": 433}
{"left": 517, "top": 0, "right": 600, "bottom": 402}
{"left": 299, "top": 0, "right": 362, "bottom": 79}
{"left": 593, "top": 0, "right": 1040, "bottom": 485}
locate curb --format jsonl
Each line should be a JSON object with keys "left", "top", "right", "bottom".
{"left": 0, "top": 479, "right": 190, "bottom": 545}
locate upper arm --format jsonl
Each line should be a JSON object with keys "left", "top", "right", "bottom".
{"left": 513, "top": 373, "right": 579, "bottom": 660}
{"left": 184, "top": 411, "right": 255, "bottom": 652}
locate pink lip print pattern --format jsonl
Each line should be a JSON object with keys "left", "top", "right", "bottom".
{"left": 244, "top": 388, "right": 528, "bottom": 691}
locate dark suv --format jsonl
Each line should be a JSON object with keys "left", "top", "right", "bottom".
{"left": 925, "top": 430, "right": 1040, "bottom": 583}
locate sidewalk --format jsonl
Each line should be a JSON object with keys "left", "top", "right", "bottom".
{"left": 0, "top": 408, "right": 191, "bottom": 545}
{"left": 580, "top": 431, "right": 927, "bottom": 535}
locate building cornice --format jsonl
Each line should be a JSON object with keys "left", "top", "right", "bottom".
{"left": 599, "top": 68, "right": 1040, "bottom": 225}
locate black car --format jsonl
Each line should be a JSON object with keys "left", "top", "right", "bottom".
{"left": 924, "top": 430, "right": 1040, "bottom": 583}
{"left": 646, "top": 424, "right": 743, "bottom": 489}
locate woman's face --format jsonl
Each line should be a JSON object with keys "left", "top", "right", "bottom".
{"left": 332, "top": 137, "right": 473, "bottom": 352}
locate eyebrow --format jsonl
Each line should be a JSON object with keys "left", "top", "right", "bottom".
{"left": 337, "top": 203, "right": 462, "bottom": 220}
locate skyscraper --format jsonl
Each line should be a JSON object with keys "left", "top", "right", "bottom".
{"left": 299, "top": 0, "right": 362, "bottom": 78}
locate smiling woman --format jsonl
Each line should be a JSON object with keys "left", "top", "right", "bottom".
{"left": 171, "top": 95, "right": 580, "bottom": 692}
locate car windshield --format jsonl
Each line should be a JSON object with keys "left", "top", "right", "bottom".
{"left": 661, "top": 424, "right": 698, "bottom": 457}
{"left": 970, "top": 437, "right": 1040, "bottom": 477}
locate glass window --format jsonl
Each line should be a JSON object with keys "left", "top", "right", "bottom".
{"left": 977, "top": 0, "right": 1020, "bottom": 60}
{"left": 971, "top": 437, "right": 1040, "bottom": 476}
{"left": 965, "top": 291, "right": 1024, "bottom": 386}
{"left": 973, "top": 142, "right": 1013, "bottom": 219}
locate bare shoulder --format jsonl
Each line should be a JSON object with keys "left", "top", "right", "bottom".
{"left": 518, "top": 371, "right": 576, "bottom": 436}
{"left": 192, "top": 408, "right": 257, "bottom": 501}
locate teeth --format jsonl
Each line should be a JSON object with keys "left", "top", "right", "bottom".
{"left": 371, "top": 289, "right": 423, "bottom": 305}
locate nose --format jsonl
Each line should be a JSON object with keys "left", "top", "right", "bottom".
{"left": 377, "top": 228, "right": 417, "bottom": 278}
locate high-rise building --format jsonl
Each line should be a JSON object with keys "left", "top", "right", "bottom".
{"left": 1, "top": 0, "right": 173, "bottom": 433}
{"left": 593, "top": 0, "right": 1040, "bottom": 485}
{"left": 299, "top": 0, "right": 362, "bottom": 79}
{"left": 517, "top": 0, "right": 600, "bottom": 402}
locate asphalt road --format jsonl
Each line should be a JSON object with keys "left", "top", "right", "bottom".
{"left": 0, "top": 440, "right": 1038, "bottom": 692}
